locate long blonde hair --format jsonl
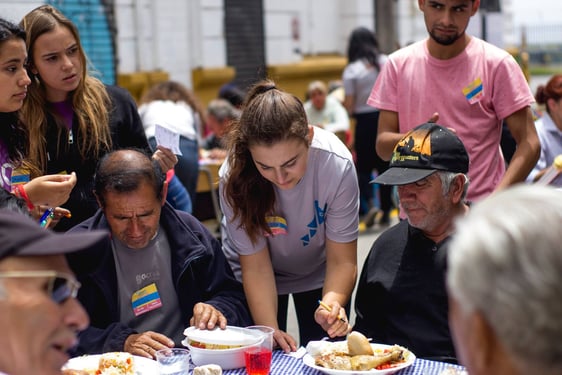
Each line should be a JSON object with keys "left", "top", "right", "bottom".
{"left": 19, "top": 5, "right": 111, "bottom": 175}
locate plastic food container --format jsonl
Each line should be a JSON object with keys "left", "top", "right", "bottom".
{"left": 182, "top": 326, "right": 264, "bottom": 369}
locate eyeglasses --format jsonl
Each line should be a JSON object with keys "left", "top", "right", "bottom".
{"left": 0, "top": 270, "right": 81, "bottom": 304}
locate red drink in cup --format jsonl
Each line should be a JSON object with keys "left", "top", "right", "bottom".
{"left": 244, "top": 325, "right": 274, "bottom": 375}
{"left": 244, "top": 347, "right": 272, "bottom": 375}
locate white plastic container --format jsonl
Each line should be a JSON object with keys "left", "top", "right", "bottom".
{"left": 182, "top": 326, "right": 263, "bottom": 369}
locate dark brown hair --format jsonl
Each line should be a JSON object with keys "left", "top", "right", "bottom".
{"left": 223, "top": 79, "right": 309, "bottom": 243}
{"left": 94, "top": 148, "right": 165, "bottom": 208}
{"left": 347, "top": 27, "right": 381, "bottom": 71}
{"left": 0, "top": 18, "right": 28, "bottom": 166}
{"left": 535, "top": 75, "right": 562, "bottom": 115}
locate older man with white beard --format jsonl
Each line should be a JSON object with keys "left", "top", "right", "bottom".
{"left": 354, "top": 122, "right": 470, "bottom": 363}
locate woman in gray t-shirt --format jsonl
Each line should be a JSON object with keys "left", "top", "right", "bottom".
{"left": 220, "top": 79, "right": 359, "bottom": 352}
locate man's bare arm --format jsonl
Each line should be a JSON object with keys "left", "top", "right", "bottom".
{"left": 376, "top": 110, "right": 404, "bottom": 160}
{"left": 498, "top": 106, "right": 541, "bottom": 190}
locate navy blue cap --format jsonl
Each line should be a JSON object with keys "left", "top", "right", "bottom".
{"left": 0, "top": 209, "right": 108, "bottom": 261}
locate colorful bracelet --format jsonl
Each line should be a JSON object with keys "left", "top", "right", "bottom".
{"left": 14, "top": 184, "right": 34, "bottom": 211}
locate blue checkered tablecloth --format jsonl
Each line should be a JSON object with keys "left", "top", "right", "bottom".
{"left": 221, "top": 350, "right": 466, "bottom": 374}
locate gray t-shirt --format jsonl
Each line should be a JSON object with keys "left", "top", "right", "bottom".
{"left": 112, "top": 229, "right": 185, "bottom": 345}
{"left": 220, "top": 127, "right": 359, "bottom": 295}
{"left": 342, "top": 56, "right": 387, "bottom": 114}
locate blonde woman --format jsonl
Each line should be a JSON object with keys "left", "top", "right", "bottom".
{"left": 20, "top": 5, "right": 176, "bottom": 230}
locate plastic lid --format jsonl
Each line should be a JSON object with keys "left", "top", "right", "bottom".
{"left": 183, "top": 326, "right": 262, "bottom": 346}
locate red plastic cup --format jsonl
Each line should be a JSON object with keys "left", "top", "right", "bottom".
{"left": 244, "top": 347, "right": 272, "bottom": 375}
{"left": 244, "top": 325, "right": 274, "bottom": 375}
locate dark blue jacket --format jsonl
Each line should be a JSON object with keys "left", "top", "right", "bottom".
{"left": 66, "top": 203, "right": 252, "bottom": 355}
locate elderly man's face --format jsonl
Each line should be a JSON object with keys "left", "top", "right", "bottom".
{"left": 310, "top": 89, "right": 327, "bottom": 110}
{"left": 0, "top": 255, "right": 89, "bottom": 375}
{"left": 102, "top": 181, "right": 165, "bottom": 249}
{"left": 397, "top": 172, "right": 454, "bottom": 232}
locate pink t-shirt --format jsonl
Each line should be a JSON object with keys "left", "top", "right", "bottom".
{"left": 368, "top": 37, "right": 534, "bottom": 201}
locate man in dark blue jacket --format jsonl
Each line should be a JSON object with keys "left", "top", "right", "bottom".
{"left": 67, "top": 148, "right": 252, "bottom": 358}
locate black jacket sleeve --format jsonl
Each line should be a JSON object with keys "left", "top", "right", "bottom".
{"left": 105, "top": 85, "right": 150, "bottom": 152}
{"left": 169, "top": 210, "right": 253, "bottom": 328}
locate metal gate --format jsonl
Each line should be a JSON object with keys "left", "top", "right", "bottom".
{"left": 224, "top": 0, "right": 266, "bottom": 91}
{"left": 47, "top": 0, "right": 117, "bottom": 84}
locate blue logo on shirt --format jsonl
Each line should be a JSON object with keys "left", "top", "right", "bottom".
{"left": 300, "top": 200, "right": 327, "bottom": 246}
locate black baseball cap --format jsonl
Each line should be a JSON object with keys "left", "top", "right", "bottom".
{"left": 0, "top": 209, "right": 108, "bottom": 261}
{"left": 372, "top": 122, "right": 469, "bottom": 185}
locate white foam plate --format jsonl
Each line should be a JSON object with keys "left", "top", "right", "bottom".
{"left": 62, "top": 354, "right": 158, "bottom": 374}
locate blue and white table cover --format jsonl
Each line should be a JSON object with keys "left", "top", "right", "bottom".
{"left": 221, "top": 349, "right": 466, "bottom": 375}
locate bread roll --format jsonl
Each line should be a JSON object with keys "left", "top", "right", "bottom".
{"left": 347, "top": 331, "right": 373, "bottom": 356}
{"left": 193, "top": 364, "right": 223, "bottom": 375}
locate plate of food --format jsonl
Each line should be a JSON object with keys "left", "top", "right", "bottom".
{"left": 302, "top": 331, "right": 415, "bottom": 375}
{"left": 62, "top": 352, "right": 159, "bottom": 375}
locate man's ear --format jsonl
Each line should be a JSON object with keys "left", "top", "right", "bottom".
{"left": 450, "top": 175, "right": 466, "bottom": 204}
{"left": 471, "top": 0, "right": 481, "bottom": 16}
{"left": 307, "top": 125, "right": 314, "bottom": 146}
{"left": 160, "top": 181, "right": 168, "bottom": 206}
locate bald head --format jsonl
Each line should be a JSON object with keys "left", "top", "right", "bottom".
{"left": 94, "top": 149, "right": 165, "bottom": 207}
{"left": 103, "top": 149, "right": 151, "bottom": 169}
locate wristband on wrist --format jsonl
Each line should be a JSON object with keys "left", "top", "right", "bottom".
{"left": 14, "top": 184, "right": 35, "bottom": 211}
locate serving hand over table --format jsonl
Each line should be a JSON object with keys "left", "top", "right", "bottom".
{"left": 124, "top": 331, "right": 175, "bottom": 359}
{"left": 126, "top": 302, "right": 227, "bottom": 359}
{"left": 190, "top": 302, "right": 228, "bottom": 330}
{"left": 271, "top": 327, "right": 298, "bottom": 354}
{"left": 315, "top": 300, "right": 352, "bottom": 338}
